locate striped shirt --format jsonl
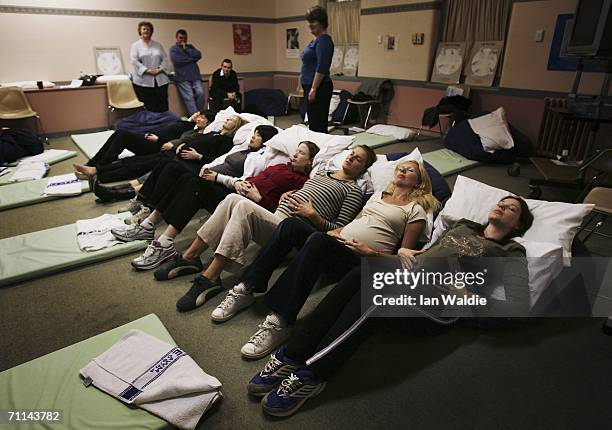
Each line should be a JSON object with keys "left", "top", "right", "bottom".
{"left": 275, "top": 169, "right": 364, "bottom": 231}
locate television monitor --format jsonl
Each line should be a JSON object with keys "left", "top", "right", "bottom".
{"left": 566, "top": 0, "right": 612, "bottom": 58}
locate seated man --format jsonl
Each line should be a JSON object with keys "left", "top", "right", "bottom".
{"left": 170, "top": 29, "right": 204, "bottom": 116}
{"left": 209, "top": 59, "right": 241, "bottom": 113}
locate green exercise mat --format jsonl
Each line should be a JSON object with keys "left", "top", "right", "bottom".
{"left": 422, "top": 148, "right": 481, "bottom": 177}
{"left": 5, "top": 149, "right": 77, "bottom": 167}
{"left": 0, "top": 314, "right": 174, "bottom": 430}
{"left": 0, "top": 177, "right": 90, "bottom": 211}
{"left": 0, "top": 214, "right": 146, "bottom": 287}
{"left": 349, "top": 132, "right": 400, "bottom": 149}
{"left": 71, "top": 130, "right": 114, "bottom": 159}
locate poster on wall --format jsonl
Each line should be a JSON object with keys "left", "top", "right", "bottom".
{"left": 93, "top": 47, "right": 125, "bottom": 75}
{"left": 430, "top": 42, "right": 465, "bottom": 84}
{"left": 233, "top": 24, "right": 252, "bottom": 55}
{"left": 286, "top": 28, "right": 300, "bottom": 58}
{"left": 330, "top": 44, "right": 345, "bottom": 75}
{"left": 465, "top": 41, "right": 504, "bottom": 87}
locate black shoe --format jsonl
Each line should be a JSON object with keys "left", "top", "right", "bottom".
{"left": 94, "top": 181, "right": 136, "bottom": 203}
{"left": 603, "top": 318, "right": 612, "bottom": 336}
{"left": 176, "top": 275, "right": 223, "bottom": 312}
{"left": 154, "top": 253, "right": 203, "bottom": 281}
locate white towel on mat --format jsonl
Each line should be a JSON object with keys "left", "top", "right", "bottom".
{"left": 75, "top": 213, "right": 129, "bottom": 252}
{"left": 80, "top": 330, "right": 222, "bottom": 430}
{"left": 44, "top": 173, "right": 83, "bottom": 196}
{"left": 11, "top": 161, "right": 48, "bottom": 182}
{"left": 19, "top": 149, "right": 70, "bottom": 164}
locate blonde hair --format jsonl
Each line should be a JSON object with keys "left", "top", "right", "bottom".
{"left": 383, "top": 160, "right": 439, "bottom": 212}
{"left": 222, "top": 115, "right": 245, "bottom": 137}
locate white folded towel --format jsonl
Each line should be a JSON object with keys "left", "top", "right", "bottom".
{"left": 11, "top": 161, "right": 48, "bottom": 182}
{"left": 76, "top": 213, "right": 131, "bottom": 252}
{"left": 44, "top": 173, "right": 83, "bottom": 196}
{"left": 80, "top": 330, "right": 222, "bottom": 430}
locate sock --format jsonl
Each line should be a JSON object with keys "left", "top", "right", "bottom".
{"left": 140, "top": 218, "right": 155, "bottom": 230}
{"left": 266, "top": 312, "right": 287, "bottom": 328}
{"left": 157, "top": 234, "right": 173, "bottom": 248}
{"left": 234, "top": 282, "right": 254, "bottom": 295}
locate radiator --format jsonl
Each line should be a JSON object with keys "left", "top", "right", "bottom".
{"left": 536, "top": 97, "right": 595, "bottom": 161}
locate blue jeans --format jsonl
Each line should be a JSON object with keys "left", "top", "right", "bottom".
{"left": 175, "top": 80, "right": 204, "bottom": 115}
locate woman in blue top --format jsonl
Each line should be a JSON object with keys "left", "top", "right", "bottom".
{"left": 301, "top": 6, "right": 334, "bottom": 133}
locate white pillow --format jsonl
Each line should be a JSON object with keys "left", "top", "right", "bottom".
{"left": 203, "top": 106, "right": 274, "bottom": 145}
{"left": 265, "top": 125, "right": 354, "bottom": 167}
{"left": 368, "top": 148, "right": 423, "bottom": 193}
{"left": 467, "top": 107, "right": 514, "bottom": 153}
{"left": 366, "top": 124, "right": 414, "bottom": 141}
{"left": 428, "top": 176, "right": 593, "bottom": 265}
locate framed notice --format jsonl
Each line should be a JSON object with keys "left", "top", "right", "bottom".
{"left": 430, "top": 42, "right": 465, "bottom": 84}
{"left": 93, "top": 46, "right": 125, "bottom": 75}
{"left": 343, "top": 44, "right": 359, "bottom": 77}
{"left": 286, "top": 28, "right": 300, "bottom": 58}
{"left": 330, "top": 44, "right": 345, "bottom": 75}
{"left": 233, "top": 24, "right": 252, "bottom": 55}
{"left": 465, "top": 41, "right": 504, "bottom": 87}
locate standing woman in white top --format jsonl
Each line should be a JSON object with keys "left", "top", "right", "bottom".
{"left": 130, "top": 21, "right": 170, "bottom": 112}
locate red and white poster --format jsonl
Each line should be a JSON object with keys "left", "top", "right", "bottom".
{"left": 233, "top": 24, "right": 252, "bottom": 55}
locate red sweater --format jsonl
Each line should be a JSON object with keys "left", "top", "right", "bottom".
{"left": 246, "top": 163, "right": 308, "bottom": 212}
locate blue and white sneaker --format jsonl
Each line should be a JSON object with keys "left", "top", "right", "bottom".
{"left": 261, "top": 369, "right": 326, "bottom": 417}
{"left": 247, "top": 347, "right": 303, "bottom": 397}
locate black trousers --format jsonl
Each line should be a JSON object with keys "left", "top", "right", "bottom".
{"left": 241, "top": 217, "right": 318, "bottom": 293}
{"left": 87, "top": 130, "right": 161, "bottom": 167}
{"left": 263, "top": 228, "right": 361, "bottom": 324}
{"left": 303, "top": 79, "right": 333, "bottom": 133}
{"left": 139, "top": 158, "right": 232, "bottom": 232}
{"left": 133, "top": 82, "right": 168, "bottom": 113}
{"left": 96, "top": 153, "right": 167, "bottom": 183}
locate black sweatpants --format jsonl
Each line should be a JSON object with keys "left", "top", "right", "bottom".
{"left": 139, "top": 158, "right": 232, "bottom": 232}
{"left": 303, "top": 79, "right": 333, "bottom": 133}
{"left": 97, "top": 153, "right": 167, "bottom": 183}
{"left": 263, "top": 228, "right": 361, "bottom": 324}
{"left": 133, "top": 82, "right": 169, "bottom": 113}
{"left": 87, "top": 130, "right": 161, "bottom": 167}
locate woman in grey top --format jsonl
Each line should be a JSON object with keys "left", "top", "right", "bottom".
{"left": 130, "top": 21, "right": 170, "bottom": 112}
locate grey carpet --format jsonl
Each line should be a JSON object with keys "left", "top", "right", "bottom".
{"left": 1, "top": 118, "right": 611, "bottom": 429}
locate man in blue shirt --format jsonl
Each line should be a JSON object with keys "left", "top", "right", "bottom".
{"left": 169, "top": 29, "right": 204, "bottom": 115}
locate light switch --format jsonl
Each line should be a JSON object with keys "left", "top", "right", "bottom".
{"left": 535, "top": 29, "right": 545, "bottom": 42}
{"left": 377, "top": 35, "right": 383, "bottom": 44}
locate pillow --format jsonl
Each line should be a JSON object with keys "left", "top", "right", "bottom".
{"left": 265, "top": 125, "right": 354, "bottom": 167}
{"left": 428, "top": 176, "right": 593, "bottom": 265}
{"left": 203, "top": 106, "right": 274, "bottom": 146}
{"left": 467, "top": 107, "right": 514, "bottom": 153}
{"left": 369, "top": 149, "right": 423, "bottom": 193}
{"left": 366, "top": 124, "right": 414, "bottom": 141}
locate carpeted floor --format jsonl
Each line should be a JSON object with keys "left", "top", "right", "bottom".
{"left": 1, "top": 116, "right": 611, "bottom": 429}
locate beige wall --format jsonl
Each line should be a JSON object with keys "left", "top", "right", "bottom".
{"left": 358, "top": 9, "right": 440, "bottom": 80}
{"left": 501, "top": 0, "right": 610, "bottom": 95}
{"left": 0, "top": 0, "right": 275, "bottom": 82}
{"left": 275, "top": 0, "right": 308, "bottom": 18}
{"left": 275, "top": 21, "right": 312, "bottom": 73}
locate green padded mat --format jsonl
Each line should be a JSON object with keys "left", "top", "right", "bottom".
{"left": 422, "top": 148, "right": 481, "bottom": 177}
{"left": 349, "top": 132, "right": 399, "bottom": 149}
{"left": 0, "top": 177, "right": 90, "bottom": 212}
{"left": 71, "top": 130, "right": 114, "bottom": 159}
{"left": 5, "top": 149, "right": 77, "bottom": 167}
{"left": 0, "top": 314, "right": 174, "bottom": 430}
{"left": 0, "top": 215, "right": 146, "bottom": 287}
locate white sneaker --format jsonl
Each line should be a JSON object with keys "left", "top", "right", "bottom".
{"left": 241, "top": 315, "right": 291, "bottom": 360}
{"left": 211, "top": 285, "right": 255, "bottom": 322}
{"left": 125, "top": 206, "right": 151, "bottom": 225}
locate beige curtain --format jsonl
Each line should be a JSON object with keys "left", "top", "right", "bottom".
{"left": 443, "top": 0, "right": 510, "bottom": 45}
{"left": 328, "top": 0, "right": 361, "bottom": 44}
{"left": 442, "top": 0, "right": 511, "bottom": 80}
